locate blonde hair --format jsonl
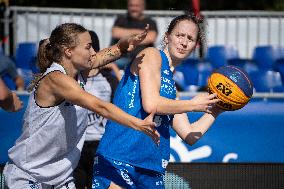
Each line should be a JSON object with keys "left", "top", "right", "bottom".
{"left": 27, "top": 23, "right": 88, "bottom": 92}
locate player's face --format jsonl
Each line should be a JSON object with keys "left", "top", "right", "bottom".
{"left": 166, "top": 20, "right": 198, "bottom": 62}
{"left": 128, "top": 0, "right": 144, "bottom": 19}
{"left": 69, "top": 32, "right": 95, "bottom": 71}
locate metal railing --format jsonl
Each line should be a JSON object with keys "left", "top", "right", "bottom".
{"left": 2, "top": 7, "right": 284, "bottom": 58}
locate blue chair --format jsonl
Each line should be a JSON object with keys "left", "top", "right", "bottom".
{"left": 15, "top": 42, "right": 37, "bottom": 71}
{"left": 252, "top": 46, "right": 275, "bottom": 71}
{"left": 1, "top": 75, "right": 16, "bottom": 90}
{"left": 206, "top": 46, "right": 227, "bottom": 68}
{"left": 174, "top": 58, "right": 199, "bottom": 91}
{"left": 179, "top": 58, "right": 199, "bottom": 86}
{"left": 206, "top": 45, "right": 239, "bottom": 69}
{"left": 274, "top": 46, "right": 284, "bottom": 60}
{"left": 173, "top": 70, "right": 186, "bottom": 91}
{"left": 249, "top": 70, "right": 283, "bottom": 92}
{"left": 196, "top": 61, "right": 213, "bottom": 90}
{"left": 273, "top": 58, "right": 284, "bottom": 84}
{"left": 17, "top": 68, "right": 34, "bottom": 89}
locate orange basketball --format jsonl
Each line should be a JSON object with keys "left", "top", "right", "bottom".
{"left": 207, "top": 66, "right": 253, "bottom": 111}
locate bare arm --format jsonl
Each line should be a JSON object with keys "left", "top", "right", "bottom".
{"left": 134, "top": 48, "right": 219, "bottom": 115}
{"left": 48, "top": 72, "right": 159, "bottom": 142}
{"left": 91, "top": 25, "right": 149, "bottom": 69}
{"left": 172, "top": 107, "right": 224, "bottom": 145}
{"left": 112, "top": 26, "right": 157, "bottom": 45}
{"left": 0, "top": 79, "right": 23, "bottom": 112}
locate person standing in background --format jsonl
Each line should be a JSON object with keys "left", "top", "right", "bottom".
{"left": 110, "top": 0, "right": 158, "bottom": 68}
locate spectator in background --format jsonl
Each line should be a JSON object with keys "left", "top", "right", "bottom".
{"left": 73, "top": 30, "right": 121, "bottom": 189}
{"left": 110, "top": 0, "right": 158, "bottom": 69}
{"left": 0, "top": 78, "right": 23, "bottom": 112}
{"left": 0, "top": 54, "right": 25, "bottom": 90}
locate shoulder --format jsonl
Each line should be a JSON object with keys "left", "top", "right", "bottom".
{"left": 114, "top": 15, "right": 128, "bottom": 25}
{"left": 144, "top": 17, "right": 156, "bottom": 23}
{"left": 133, "top": 47, "right": 162, "bottom": 69}
{"left": 139, "top": 47, "right": 161, "bottom": 60}
{"left": 44, "top": 71, "right": 74, "bottom": 88}
{"left": 143, "top": 17, "right": 157, "bottom": 28}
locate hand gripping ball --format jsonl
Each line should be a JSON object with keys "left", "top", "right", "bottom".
{"left": 207, "top": 65, "right": 253, "bottom": 111}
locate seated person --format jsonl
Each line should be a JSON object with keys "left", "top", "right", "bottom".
{"left": 0, "top": 53, "right": 24, "bottom": 90}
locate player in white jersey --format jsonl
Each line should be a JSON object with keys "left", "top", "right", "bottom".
{"left": 73, "top": 30, "right": 121, "bottom": 189}
{"left": 3, "top": 23, "right": 159, "bottom": 189}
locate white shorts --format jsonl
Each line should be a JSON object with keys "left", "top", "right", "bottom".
{"left": 3, "top": 162, "right": 75, "bottom": 189}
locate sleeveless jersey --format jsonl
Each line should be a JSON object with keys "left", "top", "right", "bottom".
{"left": 97, "top": 51, "right": 177, "bottom": 173}
{"left": 7, "top": 63, "right": 88, "bottom": 185}
{"left": 85, "top": 73, "right": 112, "bottom": 141}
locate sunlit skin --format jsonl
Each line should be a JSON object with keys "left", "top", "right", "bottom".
{"left": 164, "top": 19, "right": 199, "bottom": 67}
{"left": 62, "top": 32, "right": 95, "bottom": 77}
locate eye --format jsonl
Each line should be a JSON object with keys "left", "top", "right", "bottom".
{"left": 86, "top": 44, "right": 91, "bottom": 49}
{"left": 175, "top": 33, "right": 182, "bottom": 38}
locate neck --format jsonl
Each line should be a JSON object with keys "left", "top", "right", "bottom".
{"left": 59, "top": 59, "right": 78, "bottom": 78}
{"left": 163, "top": 47, "right": 181, "bottom": 71}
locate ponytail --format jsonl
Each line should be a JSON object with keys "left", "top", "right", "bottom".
{"left": 27, "top": 39, "right": 52, "bottom": 92}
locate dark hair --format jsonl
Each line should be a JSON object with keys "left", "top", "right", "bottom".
{"left": 89, "top": 30, "right": 100, "bottom": 52}
{"left": 28, "top": 23, "right": 87, "bottom": 91}
{"left": 166, "top": 13, "right": 205, "bottom": 44}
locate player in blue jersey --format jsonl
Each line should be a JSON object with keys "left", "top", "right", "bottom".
{"left": 92, "top": 14, "right": 224, "bottom": 189}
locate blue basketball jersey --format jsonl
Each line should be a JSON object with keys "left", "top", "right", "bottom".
{"left": 97, "top": 50, "right": 176, "bottom": 173}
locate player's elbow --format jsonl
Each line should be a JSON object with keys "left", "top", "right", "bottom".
{"left": 142, "top": 101, "right": 157, "bottom": 114}
{"left": 185, "top": 132, "right": 202, "bottom": 146}
{"left": 187, "top": 139, "right": 196, "bottom": 146}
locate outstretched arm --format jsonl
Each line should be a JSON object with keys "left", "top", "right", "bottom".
{"left": 48, "top": 72, "right": 159, "bottom": 143}
{"left": 91, "top": 25, "right": 149, "bottom": 69}
{"left": 172, "top": 106, "right": 224, "bottom": 145}
{"left": 112, "top": 26, "right": 157, "bottom": 45}
{"left": 134, "top": 47, "right": 219, "bottom": 115}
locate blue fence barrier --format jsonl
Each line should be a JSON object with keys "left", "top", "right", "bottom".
{"left": 1, "top": 94, "right": 284, "bottom": 164}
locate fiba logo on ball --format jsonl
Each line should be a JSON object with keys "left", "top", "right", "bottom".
{"left": 208, "top": 65, "right": 253, "bottom": 111}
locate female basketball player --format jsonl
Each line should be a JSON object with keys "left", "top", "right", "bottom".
{"left": 93, "top": 14, "right": 224, "bottom": 189}
{"left": 3, "top": 23, "right": 159, "bottom": 189}
{"left": 73, "top": 30, "right": 121, "bottom": 189}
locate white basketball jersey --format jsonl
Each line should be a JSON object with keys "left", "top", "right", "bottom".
{"left": 8, "top": 63, "right": 88, "bottom": 185}
{"left": 85, "top": 73, "right": 112, "bottom": 141}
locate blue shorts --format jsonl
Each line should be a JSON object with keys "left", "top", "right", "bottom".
{"left": 92, "top": 155, "right": 165, "bottom": 189}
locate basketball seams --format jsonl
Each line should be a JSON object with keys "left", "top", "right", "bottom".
{"left": 211, "top": 73, "right": 249, "bottom": 102}
{"left": 229, "top": 66, "right": 253, "bottom": 97}
{"left": 208, "top": 70, "right": 252, "bottom": 111}
{"left": 213, "top": 66, "right": 253, "bottom": 98}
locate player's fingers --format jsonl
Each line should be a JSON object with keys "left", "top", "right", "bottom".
{"left": 127, "top": 44, "right": 134, "bottom": 51}
{"left": 144, "top": 129, "right": 160, "bottom": 145}
{"left": 209, "top": 98, "right": 221, "bottom": 104}
{"left": 208, "top": 93, "right": 218, "bottom": 99}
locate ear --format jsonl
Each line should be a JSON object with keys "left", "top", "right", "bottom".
{"left": 163, "top": 33, "right": 169, "bottom": 44}
{"left": 64, "top": 47, "right": 72, "bottom": 58}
